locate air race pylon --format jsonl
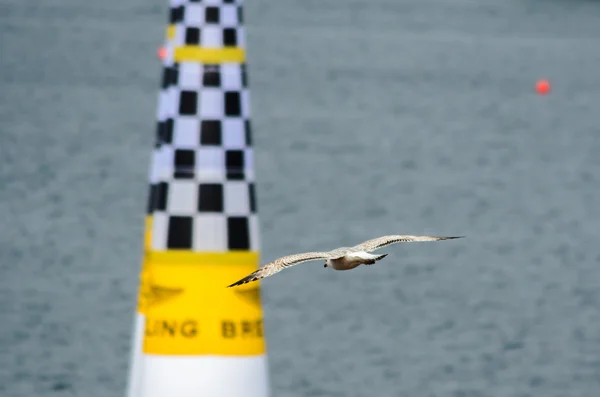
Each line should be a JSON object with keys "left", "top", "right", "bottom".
{"left": 125, "top": 0, "right": 270, "bottom": 396}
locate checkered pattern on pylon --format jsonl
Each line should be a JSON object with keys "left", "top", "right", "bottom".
{"left": 148, "top": 60, "right": 259, "bottom": 252}
{"left": 146, "top": 48, "right": 177, "bottom": 215}
{"left": 169, "top": 0, "right": 245, "bottom": 49}
{"left": 155, "top": 62, "right": 250, "bottom": 147}
{"left": 149, "top": 171, "right": 259, "bottom": 252}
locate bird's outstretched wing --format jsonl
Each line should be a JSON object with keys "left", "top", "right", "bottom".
{"left": 353, "top": 235, "right": 464, "bottom": 252}
{"left": 227, "top": 252, "right": 331, "bottom": 287}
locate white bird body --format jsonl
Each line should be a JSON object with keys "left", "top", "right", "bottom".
{"left": 326, "top": 251, "right": 387, "bottom": 270}
{"left": 227, "top": 234, "right": 464, "bottom": 287}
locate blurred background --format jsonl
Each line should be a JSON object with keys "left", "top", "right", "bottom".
{"left": 2, "top": 0, "right": 600, "bottom": 396}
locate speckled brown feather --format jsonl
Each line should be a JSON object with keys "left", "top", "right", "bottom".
{"left": 352, "top": 235, "right": 464, "bottom": 253}
{"left": 227, "top": 252, "right": 330, "bottom": 287}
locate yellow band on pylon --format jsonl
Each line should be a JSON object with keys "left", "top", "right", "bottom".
{"left": 135, "top": 216, "right": 154, "bottom": 315}
{"left": 163, "top": 24, "right": 245, "bottom": 63}
{"left": 166, "top": 25, "right": 175, "bottom": 41}
{"left": 144, "top": 216, "right": 153, "bottom": 250}
{"left": 140, "top": 250, "right": 265, "bottom": 356}
{"left": 174, "top": 46, "right": 246, "bottom": 63}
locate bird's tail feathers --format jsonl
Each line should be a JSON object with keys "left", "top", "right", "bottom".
{"left": 365, "top": 253, "right": 388, "bottom": 265}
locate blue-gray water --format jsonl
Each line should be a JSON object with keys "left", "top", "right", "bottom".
{"left": 2, "top": 1, "right": 600, "bottom": 396}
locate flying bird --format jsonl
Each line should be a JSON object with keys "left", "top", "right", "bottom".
{"left": 227, "top": 235, "right": 463, "bottom": 288}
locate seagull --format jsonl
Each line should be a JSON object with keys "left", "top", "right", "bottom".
{"left": 227, "top": 235, "right": 464, "bottom": 288}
